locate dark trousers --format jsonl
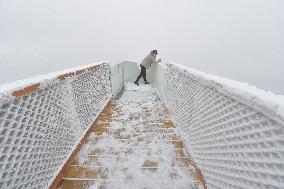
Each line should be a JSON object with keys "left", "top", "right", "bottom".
{"left": 135, "top": 65, "right": 147, "bottom": 82}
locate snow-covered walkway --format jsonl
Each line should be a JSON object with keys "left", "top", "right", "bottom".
{"left": 58, "top": 83, "right": 204, "bottom": 189}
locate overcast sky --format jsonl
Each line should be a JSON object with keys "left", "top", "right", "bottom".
{"left": 0, "top": 0, "right": 283, "bottom": 94}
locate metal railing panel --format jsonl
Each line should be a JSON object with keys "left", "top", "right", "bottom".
{"left": 164, "top": 63, "right": 284, "bottom": 189}
{"left": 0, "top": 63, "right": 111, "bottom": 189}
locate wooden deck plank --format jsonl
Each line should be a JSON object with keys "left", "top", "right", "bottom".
{"left": 55, "top": 85, "right": 207, "bottom": 189}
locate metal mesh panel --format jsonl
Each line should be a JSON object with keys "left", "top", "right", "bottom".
{"left": 71, "top": 67, "right": 111, "bottom": 130}
{"left": 165, "top": 64, "right": 284, "bottom": 189}
{"left": 0, "top": 64, "right": 111, "bottom": 189}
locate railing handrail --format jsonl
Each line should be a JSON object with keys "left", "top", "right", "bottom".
{"left": 0, "top": 61, "right": 108, "bottom": 105}
{"left": 0, "top": 61, "right": 108, "bottom": 94}
{"left": 167, "top": 62, "right": 284, "bottom": 122}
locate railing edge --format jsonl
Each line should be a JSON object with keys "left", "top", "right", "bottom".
{"left": 0, "top": 61, "right": 109, "bottom": 105}
{"left": 166, "top": 62, "right": 284, "bottom": 123}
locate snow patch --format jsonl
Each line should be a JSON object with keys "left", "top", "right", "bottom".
{"left": 76, "top": 83, "right": 198, "bottom": 189}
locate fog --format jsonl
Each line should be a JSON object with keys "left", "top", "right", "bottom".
{"left": 0, "top": 0, "right": 283, "bottom": 94}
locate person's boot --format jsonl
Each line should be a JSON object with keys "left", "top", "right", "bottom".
{"left": 134, "top": 81, "right": 139, "bottom": 85}
{"left": 145, "top": 81, "right": 149, "bottom": 84}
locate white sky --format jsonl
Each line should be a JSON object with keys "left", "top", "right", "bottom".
{"left": 0, "top": 0, "right": 283, "bottom": 94}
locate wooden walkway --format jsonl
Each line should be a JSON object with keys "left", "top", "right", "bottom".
{"left": 56, "top": 83, "right": 205, "bottom": 189}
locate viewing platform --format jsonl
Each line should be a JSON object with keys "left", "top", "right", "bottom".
{"left": 0, "top": 61, "right": 283, "bottom": 189}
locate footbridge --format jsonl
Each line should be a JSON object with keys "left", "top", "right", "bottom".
{"left": 0, "top": 62, "right": 283, "bottom": 189}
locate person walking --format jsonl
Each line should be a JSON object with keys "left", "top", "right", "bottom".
{"left": 134, "top": 50, "right": 161, "bottom": 85}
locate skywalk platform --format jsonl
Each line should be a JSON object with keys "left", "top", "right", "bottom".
{"left": 1, "top": 62, "right": 282, "bottom": 189}
{"left": 57, "top": 83, "right": 205, "bottom": 189}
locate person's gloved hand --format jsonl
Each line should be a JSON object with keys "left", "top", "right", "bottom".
{"left": 158, "top": 59, "right": 161, "bottom": 63}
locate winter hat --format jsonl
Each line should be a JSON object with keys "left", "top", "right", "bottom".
{"left": 151, "top": 50, "right": 158, "bottom": 54}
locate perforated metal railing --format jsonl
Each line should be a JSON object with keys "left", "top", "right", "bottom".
{"left": 164, "top": 63, "right": 284, "bottom": 189}
{"left": 0, "top": 63, "right": 111, "bottom": 189}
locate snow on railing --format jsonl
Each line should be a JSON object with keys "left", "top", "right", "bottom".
{"left": 164, "top": 63, "right": 284, "bottom": 189}
{"left": 0, "top": 62, "right": 111, "bottom": 189}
